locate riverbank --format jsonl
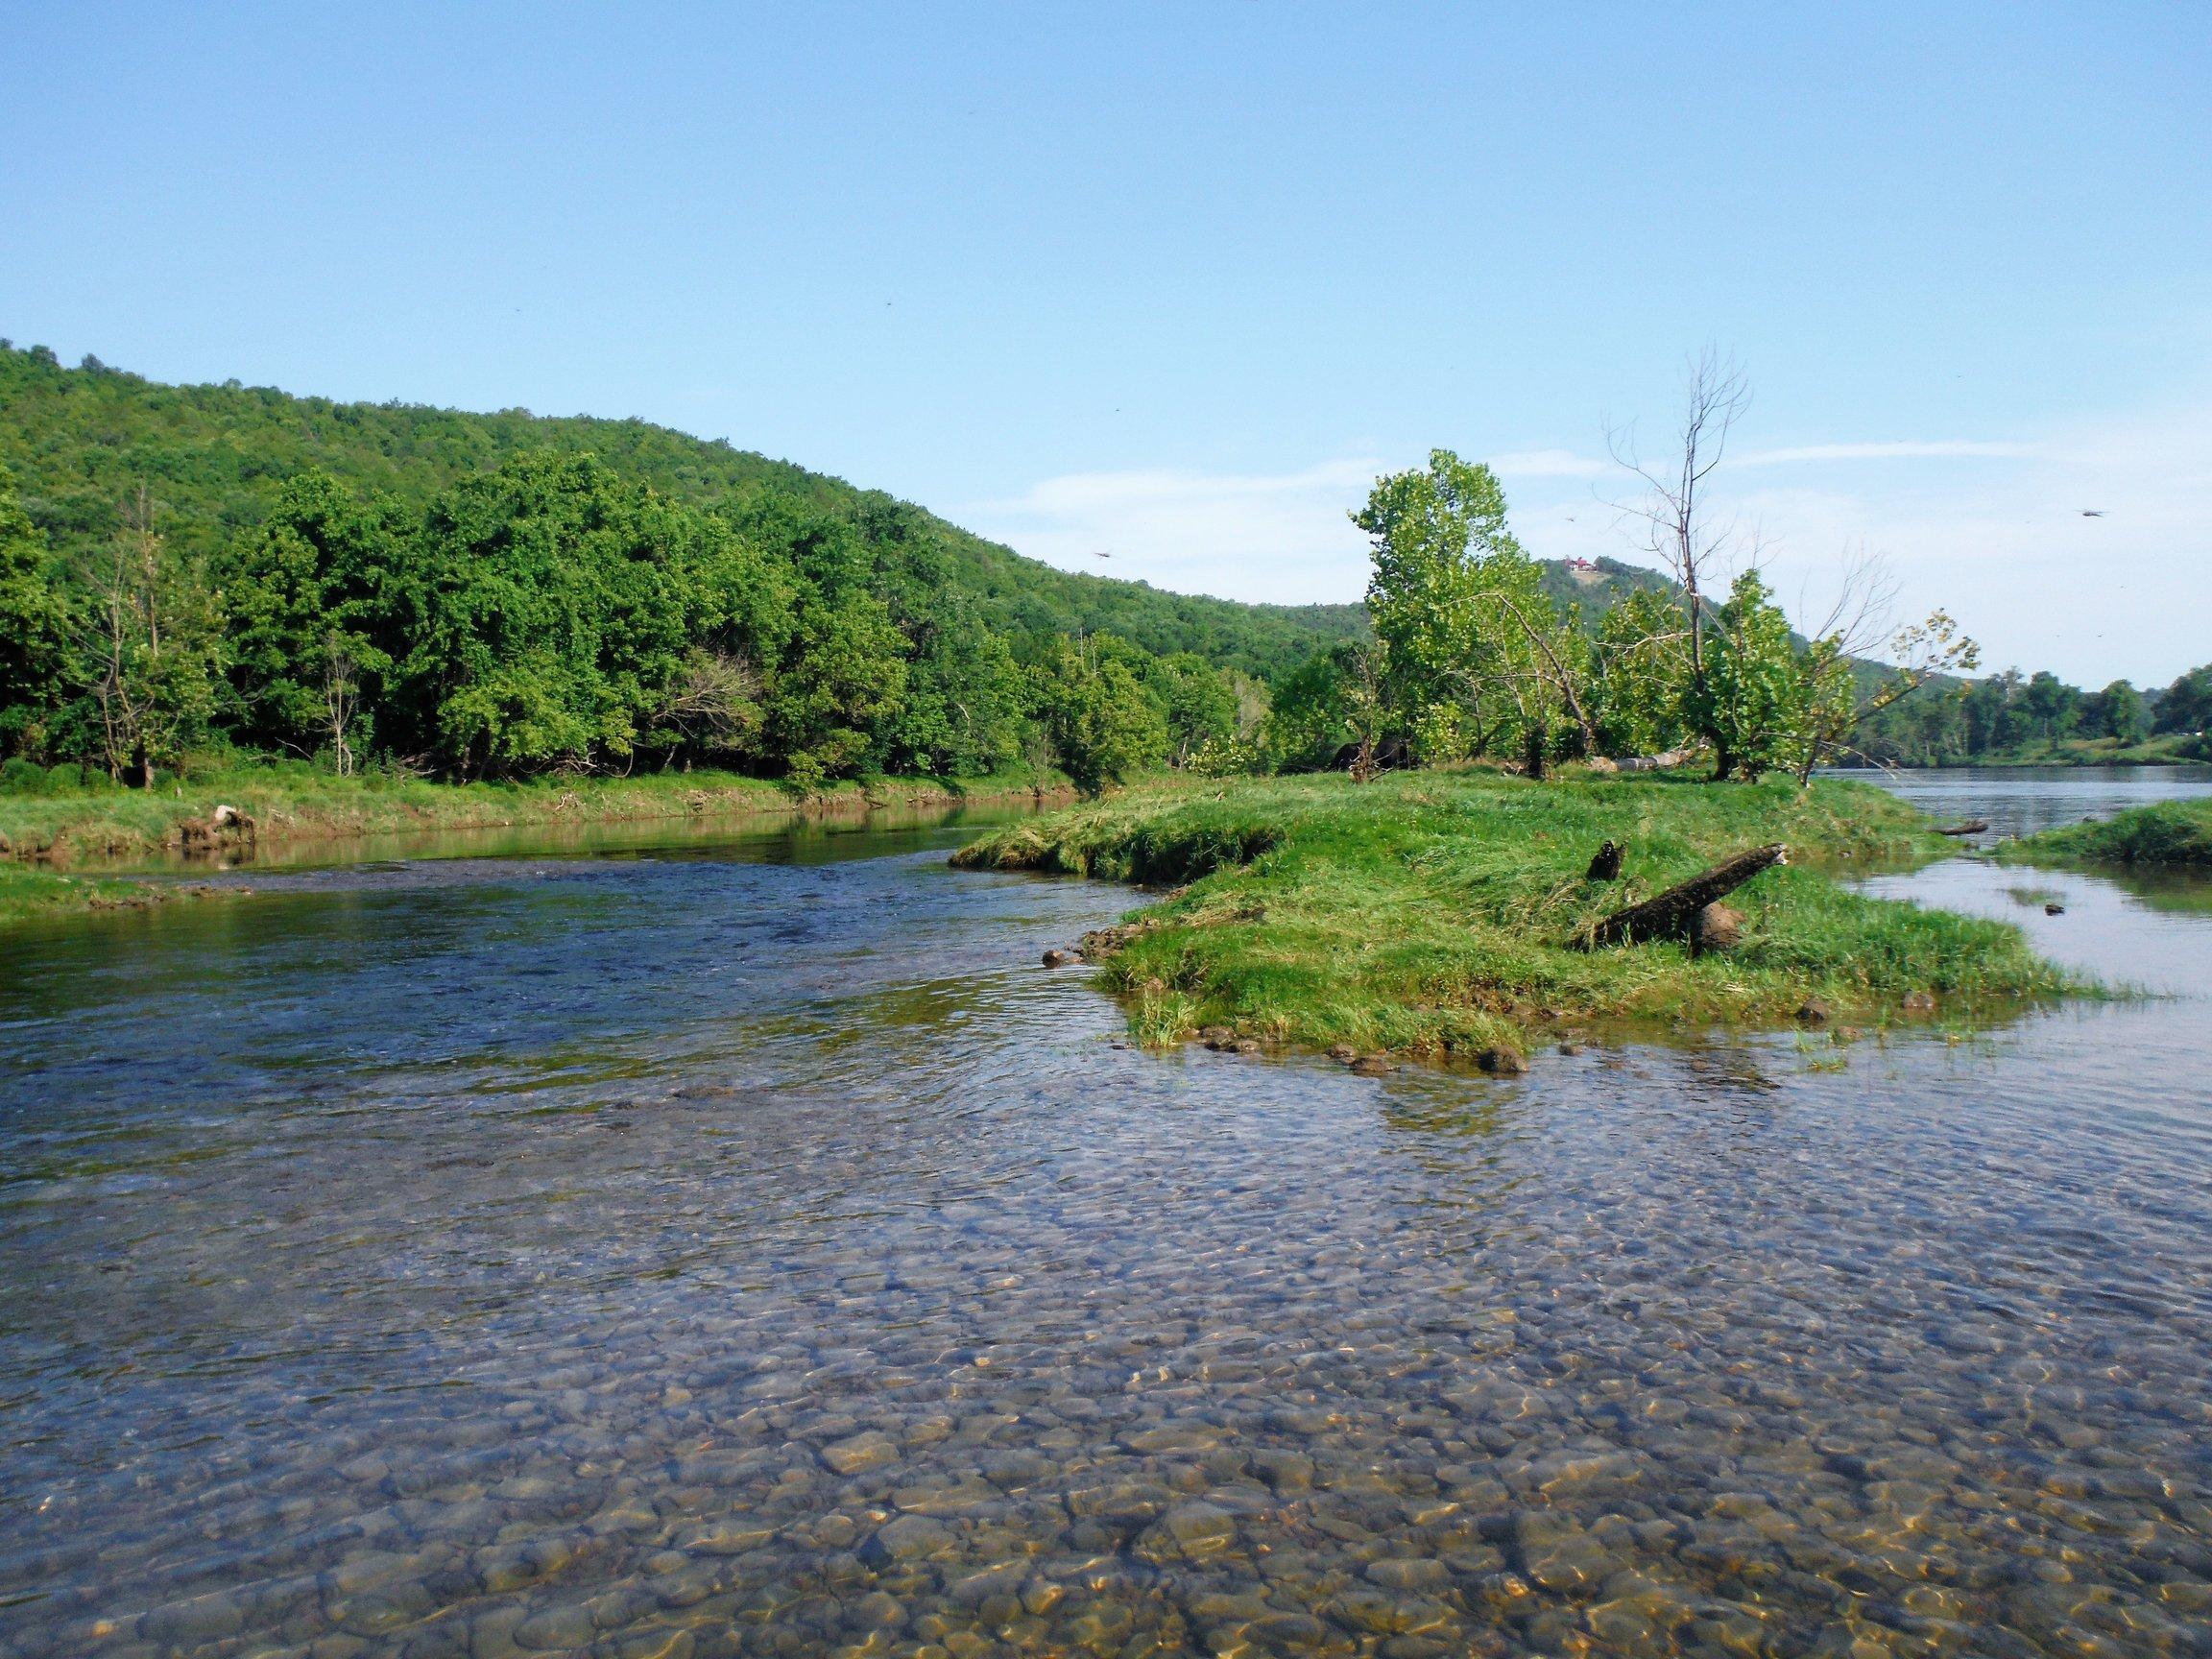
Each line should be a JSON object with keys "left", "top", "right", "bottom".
{"left": 1839, "top": 733, "right": 2206, "bottom": 768}
{"left": 2003, "top": 798, "right": 2212, "bottom": 868}
{"left": 954, "top": 771, "right": 2078, "bottom": 1061}
{"left": 0, "top": 765, "right": 1069, "bottom": 926}
{"left": 0, "top": 765, "right": 1069, "bottom": 866}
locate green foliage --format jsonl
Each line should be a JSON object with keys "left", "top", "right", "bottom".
{"left": 1695, "top": 570, "right": 1807, "bottom": 781}
{"left": 0, "top": 344, "right": 1375, "bottom": 784}
{"left": 2154, "top": 665, "right": 2212, "bottom": 736}
{"left": 1263, "top": 643, "right": 1360, "bottom": 771}
{"left": 1853, "top": 661, "right": 2209, "bottom": 768}
{"left": 2083, "top": 680, "right": 2150, "bottom": 744}
{"left": 1143, "top": 651, "right": 1240, "bottom": 766}
{"left": 1034, "top": 636, "right": 1170, "bottom": 795}
{"left": 1355, "top": 449, "right": 1571, "bottom": 760}
{"left": 1587, "top": 589, "right": 1692, "bottom": 757}
{"left": 0, "top": 467, "right": 72, "bottom": 755}
{"left": 2006, "top": 800, "right": 2212, "bottom": 869}
{"left": 394, "top": 455, "right": 708, "bottom": 773}
{"left": 220, "top": 471, "right": 397, "bottom": 764}
{"left": 70, "top": 500, "right": 226, "bottom": 784}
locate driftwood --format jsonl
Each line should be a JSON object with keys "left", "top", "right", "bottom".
{"left": 1935, "top": 820, "right": 1989, "bottom": 836}
{"left": 1615, "top": 747, "right": 1697, "bottom": 773}
{"left": 1578, "top": 844, "right": 1788, "bottom": 949}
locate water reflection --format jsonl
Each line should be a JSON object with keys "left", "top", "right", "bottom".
{"left": 3, "top": 790, "right": 2211, "bottom": 1657}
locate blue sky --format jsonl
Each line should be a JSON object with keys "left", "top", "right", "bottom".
{"left": 3, "top": 2, "right": 2206, "bottom": 683}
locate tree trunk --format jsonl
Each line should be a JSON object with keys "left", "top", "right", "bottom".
{"left": 1577, "top": 844, "right": 1787, "bottom": 949}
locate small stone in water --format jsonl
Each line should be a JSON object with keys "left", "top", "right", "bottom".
{"left": 820, "top": 1431, "right": 899, "bottom": 1476}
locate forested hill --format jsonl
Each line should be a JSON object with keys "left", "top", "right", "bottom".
{"left": 0, "top": 342, "right": 1720, "bottom": 792}
{"left": 0, "top": 343, "right": 1366, "bottom": 681}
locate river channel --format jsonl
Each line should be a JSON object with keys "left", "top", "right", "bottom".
{"left": 3, "top": 773, "right": 2210, "bottom": 1658}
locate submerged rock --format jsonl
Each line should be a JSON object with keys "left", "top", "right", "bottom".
{"left": 1476, "top": 1047, "right": 1527, "bottom": 1076}
{"left": 1042, "top": 948, "right": 1082, "bottom": 968}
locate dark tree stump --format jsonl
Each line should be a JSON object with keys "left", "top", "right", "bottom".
{"left": 1585, "top": 840, "right": 1623, "bottom": 881}
{"left": 1691, "top": 902, "right": 1743, "bottom": 955}
{"left": 1578, "top": 844, "right": 1788, "bottom": 949}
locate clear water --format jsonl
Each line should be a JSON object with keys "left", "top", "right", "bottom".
{"left": 1828, "top": 764, "right": 2212, "bottom": 841}
{"left": 3, "top": 786, "right": 2209, "bottom": 1659}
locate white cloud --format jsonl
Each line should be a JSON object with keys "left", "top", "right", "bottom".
{"left": 1735, "top": 439, "right": 2055, "bottom": 467}
{"left": 968, "top": 399, "right": 2212, "bottom": 683}
{"left": 967, "top": 457, "right": 1383, "bottom": 604}
{"left": 1486, "top": 447, "right": 1609, "bottom": 478}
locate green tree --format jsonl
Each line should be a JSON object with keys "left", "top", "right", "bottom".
{"left": 1145, "top": 652, "right": 1239, "bottom": 766}
{"left": 738, "top": 498, "right": 908, "bottom": 784}
{"left": 1354, "top": 449, "right": 1582, "bottom": 763}
{"left": 221, "top": 470, "right": 397, "bottom": 770}
{"left": 395, "top": 455, "right": 703, "bottom": 776}
{"left": 2152, "top": 665, "right": 2212, "bottom": 735}
{"left": 0, "top": 465, "right": 71, "bottom": 756}
{"left": 1693, "top": 569, "right": 1804, "bottom": 781}
{"left": 1035, "top": 635, "right": 1168, "bottom": 794}
{"left": 74, "top": 488, "right": 225, "bottom": 786}
{"left": 1586, "top": 589, "right": 1692, "bottom": 759}
{"left": 2082, "top": 680, "right": 2149, "bottom": 744}
{"left": 2018, "top": 671, "right": 2082, "bottom": 746}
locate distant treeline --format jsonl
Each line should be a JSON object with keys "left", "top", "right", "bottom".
{"left": 1851, "top": 664, "right": 2212, "bottom": 767}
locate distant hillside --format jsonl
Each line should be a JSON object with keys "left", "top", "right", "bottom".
{"left": 0, "top": 342, "right": 1366, "bottom": 683}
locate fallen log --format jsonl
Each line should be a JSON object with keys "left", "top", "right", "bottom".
{"left": 1935, "top": 819, "right": 1989, "bottom": 836}
{"left": 1577, "top": 843, "right": 1788, "bottom": 949}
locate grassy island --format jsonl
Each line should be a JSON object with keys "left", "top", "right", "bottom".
{"left": 955, "top": 771, "right": 2075, "bottom": 1061}
{"left": 2002, "top": 799, "right": 2212, "bottom": 869}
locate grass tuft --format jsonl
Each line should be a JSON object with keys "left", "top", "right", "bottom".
{"left": 2001, "top": 799, "right": 2212, "bottom": 869}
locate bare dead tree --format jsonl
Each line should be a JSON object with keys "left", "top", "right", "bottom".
{"left": 1344, "top": 641, "right": 1387, "bottom": 783}
{"left": 650, "top": 647, "right": 764, "bottom": 755}
{"left": 1607, "top": 349, "right": 1752, "bottom": 771}
{"left": 1493, "top": 591, "right": 1600, "bottom": 758}
{"left": 1791, "top": 550, "right": 1979, "bottom": 783}
{"left": 323, "top": 632, "right": 360, "bottom": 778}
{"left": 84, "top": 486, "right": 163, "bottom": 786}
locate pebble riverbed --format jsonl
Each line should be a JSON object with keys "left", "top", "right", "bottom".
{"left": 3, "top": 804, "right": 2210, "bottom": 1659}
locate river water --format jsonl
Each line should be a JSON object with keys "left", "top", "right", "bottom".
{"left": 2, "top": 777, "right": 2210, "bottom": 1659}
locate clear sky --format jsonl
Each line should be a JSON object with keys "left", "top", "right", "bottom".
{"left": 3, "top": 2, "right": 2206, "bottom": 685}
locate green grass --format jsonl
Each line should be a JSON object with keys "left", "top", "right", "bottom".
{"left": 0, "top": 861, "right": 181, "bottom": 927}
{"left": 2002, "top": 798, "right": 2212, "bottom": 869}
{"left": 954, "top": 771, "right": 2078, "bottom": 1059}
{"left": 0, "top": 763, "right": 1066, "bottom": 869}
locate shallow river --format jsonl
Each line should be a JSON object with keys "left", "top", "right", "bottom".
{"left": 3, "top": 780, "right": 2211, "bottom": 1659}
